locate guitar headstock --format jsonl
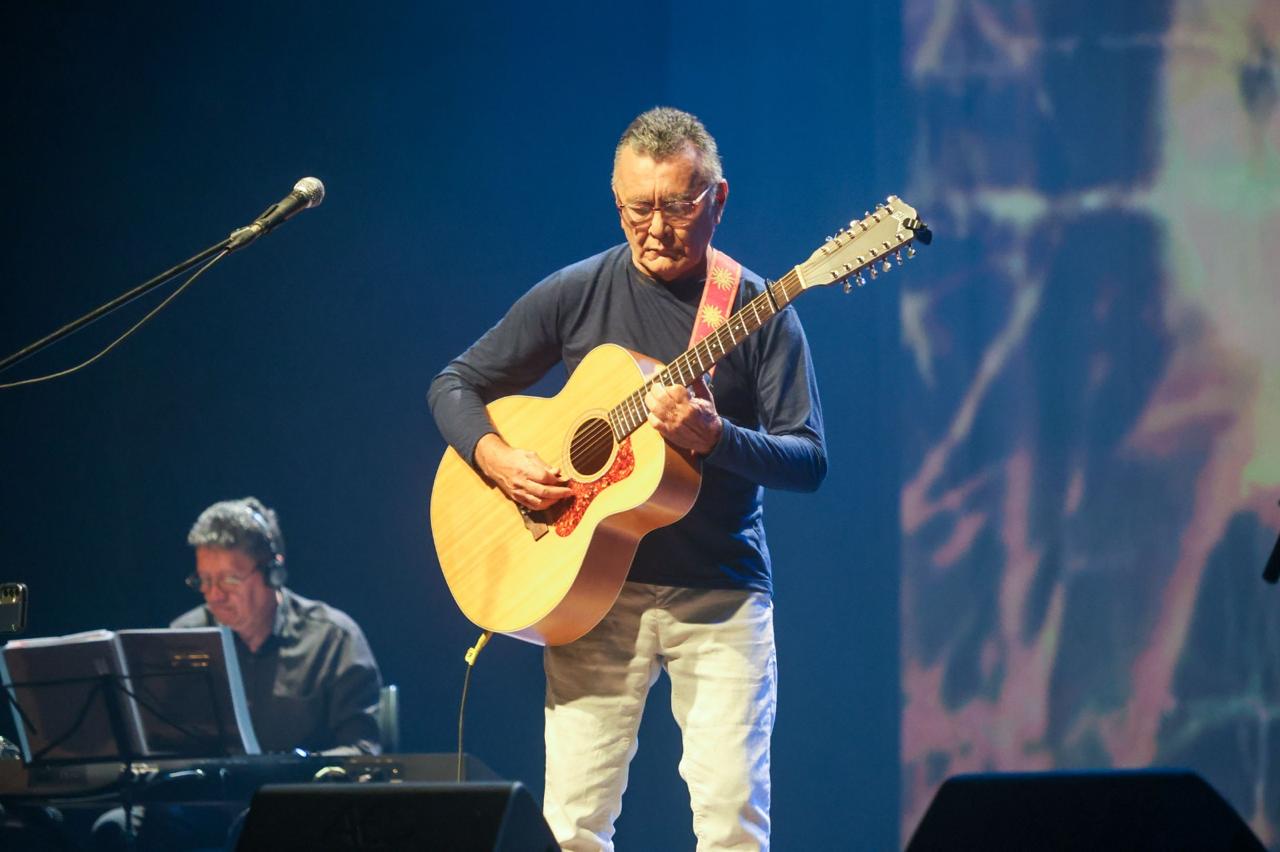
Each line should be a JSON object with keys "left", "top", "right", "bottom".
{"left": 796, "top": 196, "right": 930, "bottom": 292}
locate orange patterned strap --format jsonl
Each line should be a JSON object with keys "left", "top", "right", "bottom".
{"left": 688, "top": 248, "right": 742, "bottom": 378}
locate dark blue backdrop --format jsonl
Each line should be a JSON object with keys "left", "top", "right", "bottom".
{"left": 1, "top": 3, "right": 905, "bottom": 849}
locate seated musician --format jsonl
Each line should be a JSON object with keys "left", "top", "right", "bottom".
{"left": 172, "top": 496, "right": 382, "bottom": 755}
{"left": 94, "top": 497, "right": 383, "bottom": 850}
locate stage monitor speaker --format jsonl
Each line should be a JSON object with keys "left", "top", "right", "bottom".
{"left": 235, "top": 781, "right": 558, "bottom": 852}
{"left": 906, "top": 769, "right": 1264, "bottom": 852}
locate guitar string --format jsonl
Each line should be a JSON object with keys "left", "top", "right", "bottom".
{"left": 560, "top": 270, "right": 805, "bottom": 467}
{"left": 560, "top": 205, "right": 912, "bottom": 464}
{"left": 561, "top": 329, "right": 736, "bottom": 459}
{"left": 562, "top": 224, "right": 911, "bottom": 469}
{"left": 558, "top": 343, "right": 734, "bottom": 469}
{"left": 560, "top": 284, "right": 786, "bottom": 465}
{"left": 558, "top": 269, "right": 806, "bottom": 472}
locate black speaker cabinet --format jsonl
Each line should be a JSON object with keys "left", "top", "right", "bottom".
{"left": 906, "top": 769, "right": 1264, "bottom": 852}
{"left": 235, "top": 781, "right": 557, "bottom": 852}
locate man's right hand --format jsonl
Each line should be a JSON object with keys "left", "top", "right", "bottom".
{"left": 473, "top": 433, "right": 572, "bottom": 511}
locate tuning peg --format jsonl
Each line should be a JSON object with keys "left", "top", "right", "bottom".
{"left": 881, "top": 259, "right": 892, "bottom": 272}
{"left": 907, "top": 246, "right": 916, "bottom": 259}
{"left": 869, "top": 266, "right": 878, "bottom": 279}
{"left": 895, "top": 250, "right": 904, "bottom": 266}
{"left": 856, "top": 273, "right": 867, "bottom": 287}
{"left": 843, "top": 281, "right": 852, "bottom": 294}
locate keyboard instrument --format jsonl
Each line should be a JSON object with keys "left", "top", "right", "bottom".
{"left": 0, "top": 752, "right": 497, "bottom": 804}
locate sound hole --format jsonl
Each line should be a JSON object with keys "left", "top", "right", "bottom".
{"left": 569, "top": 418, "right": 614, "bottom": 477}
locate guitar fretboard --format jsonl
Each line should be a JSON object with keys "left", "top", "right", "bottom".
{"left": 606, "top": 268, "right": 805, "bottom": 440}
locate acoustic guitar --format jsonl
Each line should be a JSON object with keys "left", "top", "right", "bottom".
{"left": 431, "top": 196, "right": 930, "bottom": 645}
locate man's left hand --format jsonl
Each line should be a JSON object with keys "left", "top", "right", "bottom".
{"left": 644, "top": 376, "right": 723, "bottom": 455}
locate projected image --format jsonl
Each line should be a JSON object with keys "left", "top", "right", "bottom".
{"left": 899, "top": 1, "right": 1280, "bottom": 844}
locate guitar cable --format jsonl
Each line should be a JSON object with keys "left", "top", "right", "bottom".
{"left": 456, "top": 629, "right": 492, "bottom": 782}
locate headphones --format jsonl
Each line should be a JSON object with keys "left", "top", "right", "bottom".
{"left": 245, "top": 504, "right": 287, "bottom": 589}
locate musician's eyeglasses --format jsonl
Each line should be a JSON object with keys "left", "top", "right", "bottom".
{"left": 616, "top": 184, "right": 714, "bottom": 227}
{"left": 185, "top": 573, "right": 254, "bottom": 594}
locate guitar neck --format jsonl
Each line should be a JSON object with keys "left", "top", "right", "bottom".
{"left": 607, "top": 268, "right": 803, "bottom": 441}
{"left": 603, "top": 195, "right": 930, "bottom": 442}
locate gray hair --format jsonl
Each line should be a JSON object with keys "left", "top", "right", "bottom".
{"left": 612, "top": 107, "right": 724, "bottom": 186}
{"left": 187, "top": 496, "right": 284, "bottom": 567}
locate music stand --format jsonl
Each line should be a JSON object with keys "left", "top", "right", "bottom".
{"left": 0, "top": 627, "right": 259, "bottom": 765}
{"left": 116, "top": 628, "right": 260, "bottom": 758}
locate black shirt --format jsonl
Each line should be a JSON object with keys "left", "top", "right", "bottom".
{"left": 171, "top": 588, "right": 382, "bottom": 754}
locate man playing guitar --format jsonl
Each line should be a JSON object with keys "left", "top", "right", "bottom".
{"left": 429, "top": 107, "right": 826, "bottom": 852}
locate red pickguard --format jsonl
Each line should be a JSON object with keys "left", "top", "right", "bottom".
{"left": 548, "top": 438, "right": 636, "bottom": 537}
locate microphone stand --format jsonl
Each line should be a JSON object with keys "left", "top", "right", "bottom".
{"left": 0, "top": 235, "right": 232, "bottom": 375}
{"left": 2, "top": 177, "right": 322, "bottom": 378}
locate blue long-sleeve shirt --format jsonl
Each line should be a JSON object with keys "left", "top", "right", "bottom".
{"left": 428, "top": 244, "right": 825, "bottom": 594}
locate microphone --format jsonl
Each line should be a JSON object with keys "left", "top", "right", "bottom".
{"left": 227, "top": 177, "right": 325, "bottom": 250}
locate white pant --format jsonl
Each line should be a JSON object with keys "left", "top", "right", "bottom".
{"left": 543, "top": 582, "right": 776, "bottom": 852}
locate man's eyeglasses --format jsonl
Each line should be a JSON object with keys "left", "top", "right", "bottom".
{"left": 616, "top": 184, "right": 713, "bottom": 226}
{"left": 185, "top": 573, "right": 253, "bottom": 594}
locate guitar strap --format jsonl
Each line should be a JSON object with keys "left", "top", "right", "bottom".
{"left": 688, "top": 247, "right": 742, "bottom": 381}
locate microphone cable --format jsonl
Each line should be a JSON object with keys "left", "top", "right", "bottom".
{"left": 456, "top": 630, "right": 493, "bottom": 782}
{"left": 0, "top": 249, "right": 229, "bottom": 389}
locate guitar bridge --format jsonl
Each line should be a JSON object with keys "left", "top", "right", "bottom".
{"left": 519, "top": 506, "right": 549, "bottom": 541}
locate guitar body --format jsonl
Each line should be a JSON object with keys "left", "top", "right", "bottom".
{"left": 430, "top": 343, "right": 701, "bottom": 646}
